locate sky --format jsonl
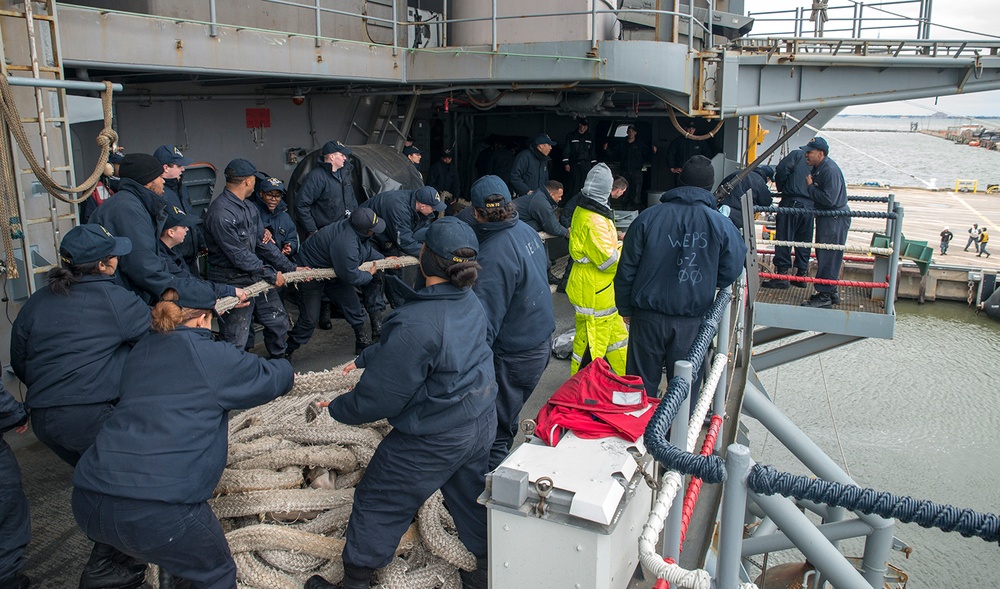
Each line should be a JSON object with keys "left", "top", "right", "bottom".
{"left": 743, "top": 0, "right": 1000, "bottom": 115}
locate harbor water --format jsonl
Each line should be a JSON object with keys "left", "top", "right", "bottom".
{"left": 747, "top": 300, "right": 1000, "bottom": 587}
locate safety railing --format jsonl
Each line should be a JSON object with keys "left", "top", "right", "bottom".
{"left": 747, "top": 0, "right": 932, "bottom": 40}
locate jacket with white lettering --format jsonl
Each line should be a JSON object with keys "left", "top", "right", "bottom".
{"left": 615, "top": 186, "right": 747, "bottom": 318}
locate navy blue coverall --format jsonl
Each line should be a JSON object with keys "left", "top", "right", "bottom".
{"left": 615, "top": 186, "right": 747, "bottom": 399}
{"left": 514, "top": 185, "right": 569, "bottom": 238}
{"left": 163, "top": 177, "right": 204, "bottom": 276}
{"left": 287, "top": 218, "right": 384, "bottom": 350}
{"left": 807, "top": 156, "right": 851, "bottom": 294}
{"left": 0, "top": 388, "right": 29, "bottom": 585}
{"left": 72, "top": 326, "right": 294, "bottom": 589}
{"left": 252, "top": 193, "right": 300, "bottom": 258}
{"left": 719, "top": 168, "right": 774, "bottom": 229}
{"left": 510, "top": 144, "right": 551, "bottom": 197}
{"left": 562, "top": 128, "right": 596, "bottom": 197}
{"left": 773, "top": 149, "right": 815, "bottom": 274}
{"left": 89, "top": 178, "right": 179, "bottom": 303}
{"left": 158, "top": 240, "right": 236, "bottom": 299}
{"left": 468, "top": 212, "right": 556, "bottom": 469}
{"left": 204, "top": 188, "right": 297, "bottom": 356}
{"left": 10, "top": 275, "right": 151, "bottom": 466}
{"left": 295, "top": 161, "right": 358, "bottom": 235}
{"left": 365, "top": 189, "right": 434, "bottom": 257}
{"left": 329, "top": 278, "right": 497, "bottom": 571}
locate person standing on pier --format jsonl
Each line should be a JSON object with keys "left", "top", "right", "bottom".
{"left": 800, "top": 137, "right": 850, "bottom": 309}
{"left": 940, "top": 226, "right": 954, "bottom": 255}
{"left": 977, "top": 227, "right": 990, "bottom": 258}
{"left": 965, "top": 223, "right": 981, "bottom": 253}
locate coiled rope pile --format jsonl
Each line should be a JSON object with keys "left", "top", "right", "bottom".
{"left": 143, "top": 364, "right": 476, "bottom": 588}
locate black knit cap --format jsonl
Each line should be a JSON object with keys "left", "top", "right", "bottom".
{"left": 118, "top": 153, "right": 163, "bottom": 185}
{"left": 679, "top": 155, "right": 715, "bottom": 192}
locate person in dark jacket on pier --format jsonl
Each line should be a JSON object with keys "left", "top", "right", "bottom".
{"left": 307, "top": 217, "right": 496, "bottom": 589}
{"left": 204, "top": 158, "right": 300, "bottom": 358}
{"left": 718, "top": 165, "right": 775, "bottom": 229}
{"left": 90, "top": 153, "right": 179, "bottom": 303}
{"left": 615, "top": 155, "right": 746, "bottom": 399}
{"left": 295, "top": 141, "right": 358, "bottom": 236}
{"left": 510, "top": 134, "right": 555, "bottom": 197}
{"left": 464, "top": 175, "right": 556, "bottom": 469}
{"left": 800, "top": 137, "right": 851, "bottom": 308}
{"left": 72, "top": 282, "right": 294, "bottom": 589}
{"left": 0, "top": 386, "right": 30, "bottom": 589}
{"left": 286, "top": 208, "right": 387, "bottom": 357}
{"left": 11, "top": 224, "right": 151, "bottom": 589}
{"left": 762, "top": 148, "right": 815, "bottom": 290}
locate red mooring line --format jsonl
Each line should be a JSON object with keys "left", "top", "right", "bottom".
{"left": 758, "top": 273, "right": 889, "bottom": 288}
{"left": 653, "top": 414, "right": 725, "bottom": 589}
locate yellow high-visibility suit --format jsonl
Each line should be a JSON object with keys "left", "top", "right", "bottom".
{"left": 566, "top": 205, "right": 629, "bottom": 374}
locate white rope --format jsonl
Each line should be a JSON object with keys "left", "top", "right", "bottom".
{"left": 753, "top": 220, "right": 882, "bottom": 233}
{"left": 637, "top": 355, "right": 756, "bottom": 589}
{"left": 767, "top": 240, "right": 893, "bottom": 255}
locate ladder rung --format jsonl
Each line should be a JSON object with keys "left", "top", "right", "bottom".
{"left": 5, "top": 65, "right": 61, "bottom": 73}
{"left": 31, "top": 264, "right": 57, "bottom": 274}
{"left": 0, "top": 9, "right": 55, "bottom": 21}
{"left": 19, "top": 117, "right": 69, "bottom": 124}
{"left": 21, "top": 165, "right": 71, "bottom": 174}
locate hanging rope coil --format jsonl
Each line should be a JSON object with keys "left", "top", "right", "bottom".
{"left": 747, "top": 465, "right": 1000, "bottom": 544}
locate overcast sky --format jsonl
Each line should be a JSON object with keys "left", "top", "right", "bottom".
{"left": 743, "top": 0, "right": 1000, "bottom": 115}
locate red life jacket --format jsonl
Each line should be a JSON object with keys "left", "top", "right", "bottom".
{"left": 535, "top": 358, "right": 658, "bottom": 446}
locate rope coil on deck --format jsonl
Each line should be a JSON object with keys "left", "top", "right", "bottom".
{"left": 753, "top": 206, "right": 898, "bottom": 219}
{"left": 200, "top": 365, "right": 476, "bottom": 589}
{"left": 746, "top": 465, "right": 1000, "bottom": 544}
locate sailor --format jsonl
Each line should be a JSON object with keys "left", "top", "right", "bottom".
{"left": 514, "top": 180, "right": 567, "bottom": 239}
{"left": 566, "top": 163, "right": 629, "bottom": 375}
{"left": 403, "top": 144, "right": 423, "bottom": 173}
{"left": 510, "top": 133, "right": 555, "bottom": 197}
{"left": 427, "top": 147, "right": 462, "bottom": 203}
{"left": 295, "top": 141, "right": 357, "bottom": 237}
{"left": 285, "top": 207, "right": 387, "bottom": 358}
{"left": 762, "top": 148, "right": 815, "bottom": 290}
{"left": 718, "top": 165, "right": 775, "bottom": 229}
{"left": 562, "top": 116, "right": 596, "bottom": 197}
{"left": 800, "top": 137, "right": 851, "bottom": 308}
{"left": 366, "top": 185, "right": 446, "bottom": 257}
{"left": 606, "top": 125, "right": 656, "bottom": 210}
{"left": 464, "top": 175, "right": 556, "bottom": 469}
{"left": 253, "top": 176, "right": 299, "bottom": 259}
{"left": 10, "top": 224, "right": 150, "bottom": 589}
{"left": 157, "top": 204, "right": 247, "bottom": 302}
{"left": 71, "top": 282, "right": 295, "bottom": 589}
{"left": 667, "top": 119, "right": 717, "bottom": 179}
{"left": 0, "top": 386, "right": 30, "bottom": 589}
{"left": 203, "top": 158, "right": 300, "bottom": 358}
{"left": 615, "top": 155, "right": 747, "bottom": 399}
{"left": 89, "top": 152, "right": 180, "bottom": 303}
{"left": 153, "top": 144, "right": 203, "bottom": 275}
{"left": 307, "top": 217, "right": 495, "bottom": 589}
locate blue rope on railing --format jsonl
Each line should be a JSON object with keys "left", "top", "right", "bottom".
{"left": 753, "top": 206, "right": 897, "bottom": 219}
{"left": 644, "top": 289, "right": 732, "bottom": 484}
{"left": 847, "top": 195, "right": 891, "bottom": 203}
{"left": 747, "top": 465, "right": 1000, "bottom": 544}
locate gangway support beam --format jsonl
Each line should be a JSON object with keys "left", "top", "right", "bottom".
{"left": 751, "top": 332, "right": 862, "bottom": 372}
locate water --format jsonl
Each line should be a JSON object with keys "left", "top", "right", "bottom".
{"left": 815, "top": 115, "right": 1000, "bottom": 189}
{"left": 745, "top": 300, "right": 1000, "bottom": 587}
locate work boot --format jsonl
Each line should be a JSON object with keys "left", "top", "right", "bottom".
{"left": 368, "top": 311, "right": 383, "bottom": 342}
{"left": 158, "top": 570, "right": 191, "bottom": 589}
{"left": 761, "top": 268, "right": 791, "bottom": 289}
{"left": 791, "top": 268, "right": 808, "bottom": 288}
{"left": 318, "top": 301, "right": 333, "bottom": 330}
{"left": 0, "top": 573, "right": 30, "bottom": 589}
{"left": 78, "top": 543, "right": 145, "bottom": 589}
{"left": 353, "top": 325, "right": 372, "bottom": 356}
{"left": 459, "top": 556, "right": 489, "bottom": 589}
{"left": 800, "top": 292, "right": 833, "bottom": 309}
{"left": 830, "top": 290, "right": 841, "bottom": 305}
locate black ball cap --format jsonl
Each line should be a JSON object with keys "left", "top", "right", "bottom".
{"left": 60, "top": 224, "right": 131, "bottom": 265}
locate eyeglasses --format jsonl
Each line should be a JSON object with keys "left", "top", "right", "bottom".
{"left": 262, "top": 192, "right": 283, "bottom": 200}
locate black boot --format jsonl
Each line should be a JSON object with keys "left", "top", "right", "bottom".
{"left": 158, "top": 569, "right": 191, "bottom": 589}
{"left": 78, "top": 543, "right": 145, "bottom": 589}
{"left": 305, "top": 563, "right": 374, "bottom": 589}
{"left": 459, "top": 556, "right": 488, "bottom": 589}
{"left": 318, "top": 301, "right": 333, "bottom": 330}
{"left": 761, "top": 268, "right": 791, "bottom": 290}
{"left": 0, "top": 573, "right": 30, "bottom": 589}
{"left": 353, "top": 325, "right": 372, "bottom": 355}
{"left": 368, "top": 311, "right": 383, "bottom": 343}
{"left": 791, "top": 268, "right": 808, "bottom": 288}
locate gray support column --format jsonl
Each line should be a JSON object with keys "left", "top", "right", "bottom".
{"left": 741, "top": 518, "right": 874, "bottom": 556}
{"left": 714, "top": 292, "right": 732, "bottom": 426}
{"left": 717, "top": 444, "right": 751, "bottom": 589}
{"left": 210, "top": 0, "right": 218, "bottom": 38}
{"left": 663, "top": 360, "right": 692, "bottom": 561}
{"left": 750, "top": 492, "right": 872, "bottom": 588}
{"left": 886, "top": 204, "right": 904, "bottom": 316}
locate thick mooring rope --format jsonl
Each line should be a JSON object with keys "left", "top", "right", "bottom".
{"left": 213, "top": 364, "right": 476, "bottom": 589}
